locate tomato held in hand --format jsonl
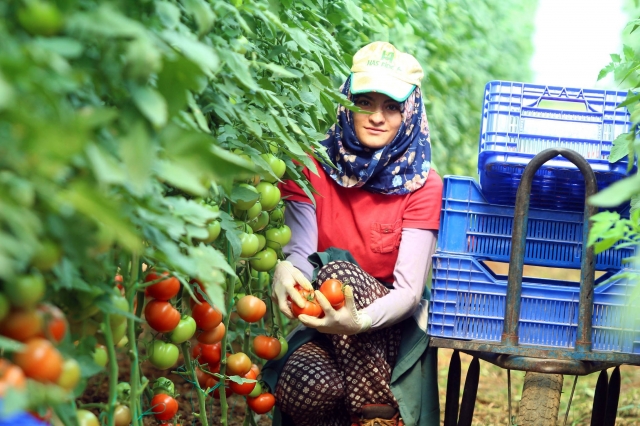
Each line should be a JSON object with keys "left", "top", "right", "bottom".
{"left": 144, "top": 300, "right": 180, "bottom": 333}
{"left": 319, "top": 279, "right": 345, "bottom": 308}
{"left": 145, "top": 272, "right": 180, "bottom": 301}
{"left": 247, "top": 392, "right": 276, "bottom": 414}
{"left": 151, "top": 393, "right": 179, "bottom": 421}
{"left": 235, "top": 295, "right": 266, "bottom": 323}
{"left": 191, "top": 301, "right": 222, "bottom": 331}
{"left": 13, "top": 338, "right": 63, "bottom": 383}
{"left": 291, "top": 296, "right": 323, "bottom": 318}
{"left": 229, "top": 368, "right": 257, "bottom": 395}
{"left": 253, "top": 335, "right": 281, "bottom": 360}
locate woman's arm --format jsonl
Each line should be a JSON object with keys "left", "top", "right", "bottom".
{"left": 363, "top": 228, "right": 437, "bottom": 329}
{"left": 282, "top": 201, "right": 318, "bottom": 280}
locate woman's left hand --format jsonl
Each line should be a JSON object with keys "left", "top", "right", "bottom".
{"left": 297, "top": 286, "right": 372, "bottom": 335}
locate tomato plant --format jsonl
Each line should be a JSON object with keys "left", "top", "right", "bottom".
{"left": 145, "top": 272, "right": 181, "bottom": 301}
{"left": 319, "top": 279, "right": 345, "bottom": 308}
{"left": 253, "top": 335, "right": 281, "bottom": 360}
{"left": 235, "top": 295, "right": 266, "bottom": 323}
{"left": 247, "top": 392, "right": 276, "bottom": 414}
{"left": 144, "top": 300, "right": 180, "bottom": 333}
{"left": 151, "top": 393, "right": 178, "bottom": 421}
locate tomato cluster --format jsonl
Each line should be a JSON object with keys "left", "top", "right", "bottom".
{"left": 290, "top": 279, "right": 346, "bottom": 319}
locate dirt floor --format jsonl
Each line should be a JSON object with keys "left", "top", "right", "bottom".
{"left": 437, "top": 349, "right": 640, "bottom": 426}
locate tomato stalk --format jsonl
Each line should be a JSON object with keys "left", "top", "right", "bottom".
{"left": 180, "top": 342, "right": 209, "bottom": 426}
{"left": 126, "top": 253, "right": 144, "bottom": 426}
{"left": 102, "top": 312, "right": 118, "bottom": 426}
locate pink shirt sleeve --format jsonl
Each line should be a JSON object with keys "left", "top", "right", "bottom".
{"left": 282, "top": 201, "right": 317, "bottom": 280}
{"left": 363, "top": 228, "right": 437, "bottom": 329}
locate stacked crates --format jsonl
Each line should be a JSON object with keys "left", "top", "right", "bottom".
{"left": 427, "top": 81, "right": 639, "bottom": 354}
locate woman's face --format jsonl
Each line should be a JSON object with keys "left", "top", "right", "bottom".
{"left": 352, "top": 92, "right": 403, "bottom": 149}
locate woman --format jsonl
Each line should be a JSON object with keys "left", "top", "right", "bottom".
{"left": 268, "top": 41, "right": 442, "bottom": 426}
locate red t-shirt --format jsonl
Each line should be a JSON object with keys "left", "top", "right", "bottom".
{"left": 280, "top": 157, "right": 443, "bottom": 283}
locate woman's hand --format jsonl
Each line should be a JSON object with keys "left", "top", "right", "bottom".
{"left": 297, "top": 286, "right": 372, "bottom": 335}
{"left": 271, "top": 260, "right": 314, "bottom": 319}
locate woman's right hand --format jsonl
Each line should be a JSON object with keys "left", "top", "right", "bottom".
{"left": 271, "top": 260, "right": 314, "bottom": 319}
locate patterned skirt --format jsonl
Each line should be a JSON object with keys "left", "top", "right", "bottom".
{"left": 274, "top": 261, "right": 403, "bottom": 426}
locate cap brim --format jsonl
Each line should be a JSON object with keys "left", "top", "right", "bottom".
{"left": 350, "top": 72, "right": 415, "bottom": 102}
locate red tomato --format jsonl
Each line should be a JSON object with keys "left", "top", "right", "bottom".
{"left": 250, "top": 363, "right": 260, "bottom": 378}
{"left": 0, "top": 359, "right": 26, "bottom": 396}
{"left": 319, "top": 279, "right": 345, "bottom": 307}
{"left": 195, "top": 366, "right": 216, "bottom": 388}
{"left": 291, "top": 298, "right": 323, "bottom": 318}
{"left": 145, "top": 272, "right": 180, "bottom": 301}
{"left": 192, "top": 342, "right": 221, "bottom": 366}
{"left": 253, "top": 335, "right": 281, "bottom": 360}
{"left": 144, "top": 300, "right": 180, "bottom": 333}
{"left": 247, "top": 392, "right": 276, "bottom": 414}
{"left": 38, "top": 303, "right": 67, "bottom": 343}
{"left": 235, "top": 295, "right": 266, "bottom": 323}
{"left": 229, "top": 368, "right": 257, "bottom": 395}
{"left": 151, "top": 393, "right": 178, "bottom": 421}
{"left": 226, "top": 352, "right": 252, "bottom": 376}
{"left": 13, "top": 338, "right": 63, "bottom": 383}
{"left": 0, "top": 309, "right": 42, "bottom": 342}
{"left": 212, "top": 383, "right": 233, "bottom": 399}
{"left": 191, "top": 302, "right": 222, "bottom": 331}
{"left": 196, "top": 322, "right": 225, "bottom": 344}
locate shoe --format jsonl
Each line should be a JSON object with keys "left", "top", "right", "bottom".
{"left": 351, "top": 404, "right": 404, "bottom": 426}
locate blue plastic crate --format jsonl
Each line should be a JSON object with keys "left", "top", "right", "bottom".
{"left": 437, "top": 176, "right": 634, "bottom": 271}
{"left": 478, "top": 81, "right": 637, "bottom": 211}
{"left": 428, "top": 254, "right": 640, "bottom": 353}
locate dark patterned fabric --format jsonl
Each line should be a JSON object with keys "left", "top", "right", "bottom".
{"left": 275, "top": 261, "right": 403, "bottom": 426}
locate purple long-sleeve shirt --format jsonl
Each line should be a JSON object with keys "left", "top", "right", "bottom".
{"left": 283, "top": 201, "right": 437, "bottom": 330}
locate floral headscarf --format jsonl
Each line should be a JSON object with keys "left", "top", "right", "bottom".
{"left": 319, "top": 76, "right": 431, "bottom": 195}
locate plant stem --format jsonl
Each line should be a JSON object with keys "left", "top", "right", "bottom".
{"left": 103, "top": 313, "right": 118, "bottom": 426}
{"left": 220, "top": 203, "right": 236, "bottom": 426}
{"left": 127, "top": 253, "right": 143, "bottom": 426}
{"left": 181, "top": 342, "right": 209, "bottom": 426}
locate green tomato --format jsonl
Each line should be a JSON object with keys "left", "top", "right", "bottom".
{"left": 17, "top": 0, "right": 64, "bottom": 36}
{"left": 57, "top": 358, "right": 81, "bottom": 390}
{"left": 169, "top": 316, "right": 196, "bottom": 344}
{"left": 6, "top": 274, "right": 45, "bottom": 309}
{"left": 250, "top": 248, "right": 278, "bottom": 272}
{"left": 269, "top": 207, "right": 284, "bottom": 223}
{"left": 31, "top": 240, "right": 61, "bottom": 271}
{"left": 233, "top": 219, "right": 253, "bottom": 234}
{"left": 204, "top": 221, "right": 221, "bottom": 243}
{"left": 274, "top": 336, "right": 289, "bottom": 360}
{"left": 265, "top": 225, "right": 291, "bottom": 250}
{"left": 234, "top": 201, "right": 262, "bottom": 221}
{"left": 93, "top": 346, "right": 108, "bottom": 368}
{"left": 256, "top": 182, "right": 281, "bottom": 211}
{"left": 148, "top": 340, "right": 180, "bottom": 370}
{"left": 240, "top": 233, "right": 260, "bottom": 258}
{"left": 248, "top": 381, "right": 263, "bottom": 397}
{"left": 0, "top": 293, "right": 9, "bottom": 323}
{"left": 255, "top": 233, "right": 266, "bottom": 252}
{"left": 233, "top": 184, "right": 260, "bottom": 210}
{"left": 249, "top": 211, "right": 270, "bottom": 232}
{"left": 77, "top": 409, "right": 100, "bottom": 426}
{"left": 260, "top": 154, "right": 287, "bottom": 183}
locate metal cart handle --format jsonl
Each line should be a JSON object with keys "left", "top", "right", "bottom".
{"left": 501, "top": 147, "right": 598, "bottom": 353}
